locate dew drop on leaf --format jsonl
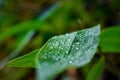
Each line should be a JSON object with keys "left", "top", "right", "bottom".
{"left": 76, "top": 47, "right": 79, "bottom": 50}
{"left": 66, "top": 51, "right": 68, "bottom": 53}
{"left": 7, "top": 25, "right": 100, "bottom": 80}
{"left": 69, "top": 60, "right": 72, "bottom": 64}
{"left": 75, "top": 42, "right": 80, "bottom": 45}
{"left": 50, "top": 46, "right": 53, "bottom": 49}
{"left": 68, "top": 38, "right": 71, "bottom": 42}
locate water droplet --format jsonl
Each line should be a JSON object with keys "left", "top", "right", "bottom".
{"left": 72, "top": 44, "right": 75, "bottom": 47}
{"left": 68, "top": 38, "right": 71, "bottom": 42}
{"left": 59, "top": 47, "right": 63, "bottom": 50}
{"left": 69, "top": 60, "right": 72, "bottom": 64}
{"left": 66, "top": 51, "right": 68, "bottom": 53}
{"left": 59, "top": 47, "right": 62, "bottom": 49}
{"left": 50, "top": 46, "right": 53, "bottom": 49}
{"left": 75, "top": 42, "right": 79, "bottom": 45}
{"left": 76, "top": 47, "right": 79, "bottom": 50}
{"left": 61, "top": 48, "right": 63, "bottom": 50}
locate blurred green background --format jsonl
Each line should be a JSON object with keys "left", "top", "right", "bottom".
{"left": 0, "top": 0, "right": 120, "bottom": 80}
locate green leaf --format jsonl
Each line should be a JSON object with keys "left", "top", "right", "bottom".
{"left": 0, "top": 20, "right": 45, "bottom": 44}
{"left": 7, "top": 49, "right": 40, "bottom": 68}
{"left": 86, "top": 57, "right": 105, "bottom": 80}
{"left": 0, "top": 2, "right": 61, "bottom": 44}
{"left": 0, "top": 30, "right": 35, "bottom": 69}
{"left": 7, "top": 25, "right": 100, "bottom": 80}
{"left": 100, "top": 26, "right": 120, "bottom": 53}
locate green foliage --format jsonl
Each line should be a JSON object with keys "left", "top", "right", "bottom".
{"left": 0, "top": 20, "right": 45, "bottom": 43}
{"left": 86, "top": 57, "right": 105, "bottom": 80}
{"left": 7, "top": 25, "right": 100, "bottom": 80}
{"left": 100, "top": 27, "right": 120, "bottom": 53}
{"left": 0, "top": 0, "right": 120, "bottom": 80}
{"left": 0, "top": 30, "right": 35, "bottom": 69}
{"left": 7, "top": 49, "right": 39, "bottom": 68}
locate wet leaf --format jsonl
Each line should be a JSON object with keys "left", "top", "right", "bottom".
{"left": 7, "top": 25, "right": 100, "bottom": 80}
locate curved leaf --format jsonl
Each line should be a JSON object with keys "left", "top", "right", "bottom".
{"left": 7, "top": 25, "right": 100, "bottom": 80}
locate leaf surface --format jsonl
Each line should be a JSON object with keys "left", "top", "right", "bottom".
{"left": 7, "top": 49, "right": 39, "bottom": 68}
{"left": 7, "top": 25, "right": 100, "bottom": 80}
{"left": 86, "top": 57, "right": 105, "bottom": 80}
{"left": 100, "top": 26, "right": 120, "bottom": 53}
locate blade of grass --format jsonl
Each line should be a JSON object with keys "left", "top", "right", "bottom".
{"left": 86, "top": 57, "right": 105, "bottom": 80}
{"left": 0, "top": 30, "right": 35, "bottom": 69}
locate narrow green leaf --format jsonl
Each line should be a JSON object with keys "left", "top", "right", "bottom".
{"left": 100, "top": 26, "right": 120, "bottom": 53}
{"left": 7, "top": 49, "right": 40, "bottom": 68}
{"left": 0, "top": 2, "right": 61, "bottom": 44}
{"left": 0, "top": 20, "right": 45, "bottom": 43}
{"left": 86, "top": 57, "right": 105, "bottom": 80}
{"left": 38, "top": 2, "right": 61, "bottom": 20}
{"left": 0, "top": 30, "right": 35, "bottom": 69}
{"left": 7, "top": 25, "right": 100, "bottom": 80}
{"left": 6, "top": 2, "right": 61, "bottom": 68}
